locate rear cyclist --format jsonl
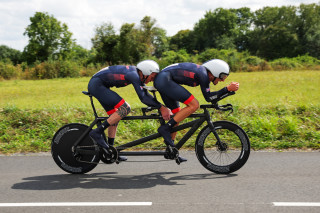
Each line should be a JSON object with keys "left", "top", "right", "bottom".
{"left": 88, "top": 60, "right": 171, "bottom": 161}
{"left": 154, "top": 59, "right": 240, "bottom": 162}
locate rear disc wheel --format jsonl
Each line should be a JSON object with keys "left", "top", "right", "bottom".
{"left": 51, "top": 123, "right": 100, "bottom": 174}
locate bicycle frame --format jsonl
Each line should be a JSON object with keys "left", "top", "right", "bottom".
{"left": 72, "top": 92, "right": 222, "bottom": 157}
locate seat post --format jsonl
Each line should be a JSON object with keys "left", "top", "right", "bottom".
{"left": 90, "top": 96, "right": 99, "bottom": 118}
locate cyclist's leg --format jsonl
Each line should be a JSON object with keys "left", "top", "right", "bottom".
{"left": 172, "top": 98, "right": 199, "bottom": 122}
{"left": 108, "top": 122, "right": 119, "bottom": 138}
{"left": 155, "top": 72, "right": 199, "bottom": 148}
{"left": 155, "top": 72, "right": 199, "bottom": 123}
{"left": 157, "top": 92, "right": 188, "bottom": 162}
{"left": 88, "top": 77, "right": 130, "bottom": 149}
{"left": 106, "top": 101, "right": 130, "bottom": 145}
{"left": 105, "top": 101, "right": 130, "bottom": 161}
{"left": 158, "top": 93, "right": 180, "bottom": 141}
{"left": 158, "top": 94, "right": 199, "bottom": 147}
{"left": 167, "top": 98, "right": 199, "bottom": 141}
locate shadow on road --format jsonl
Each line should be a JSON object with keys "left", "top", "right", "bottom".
{"left": 12, "top": 172, "right": 237, "bottom": 191}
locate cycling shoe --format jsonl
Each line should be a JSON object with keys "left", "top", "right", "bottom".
{"left": 118, "top": 156, "right": 128, "bottom": 161}
{"left": 158, "top": 125, "right": 175, "bottom": 147}
{"left": 177, "top": 156, "right": 187, "bottom": 163}
{"left": 89, "top": 129, "right": 109, "bottom": 149}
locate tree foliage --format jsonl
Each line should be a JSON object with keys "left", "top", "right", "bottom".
{"left": 91, "top": 16, "right": 168, "bottom": 65}
{"left": 91, "top": 22, "right": 118, "bottom": 65}
{"left": 0, "top": 45, "right": 22, "bottom": 64}
{"left": 22, "top": 12, "right": 73, "bottom": 64}
{"left": 2, "top": 3, "right": 320, "bottom": 69}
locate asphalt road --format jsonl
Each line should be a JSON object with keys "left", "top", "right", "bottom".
{"left": 0, "top": 151, "right": 319, "bottom": 213}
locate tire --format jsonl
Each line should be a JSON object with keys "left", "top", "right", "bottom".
{"left": 51, "top": 123, "right": 100, "bottom": 174}
{"left": 195, "top": 121, "right": 250, "bottom": 174}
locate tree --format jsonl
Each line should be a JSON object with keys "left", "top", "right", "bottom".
{"left": 115, "top": 23, "right": 142, "bottom": 64}
{"left": 22, "top": 12, "right": 73, "bottom": 64}
{"left": 192, "top": 8, "right": 251, "bottom": 52}
{"left": 0, "top": 45, "right": 22, "bottom": 64}
{"left": 248, "top": 6, "right": 300, "bottom": 59}
{"left": 91, "top": 22, "right": 119, "bottom": 64}
{"left": 305, "top": 23, "right": 320, "bottom": 58}
{"left": 158, "top": 49, "right": 191, "bottom": 68}
{"left": 232, "top": 7, "right": 254, "bottom": 51}
{"left": 151, "top": 27, "right": 169, "bottom": 58}
{"left": 69, "top": 44, "right": 95, "bottom": 65}
{"left": 297, "top": 3, "right": 320, "bottom": 58}
{"left": 140, "top": 16, "right": 156, "bottom": 56}
{"left": 258, "top": 25, "right": 299, "bottom": 59}
{"left": 169, "top": 29, "right": 194, "bottom": 53}
{"left": 139, "top": 16, "right": 168, "bottom": 58}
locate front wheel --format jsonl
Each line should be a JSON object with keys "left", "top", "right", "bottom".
{"left": 51, "top": 123, "right": 100, "bottom": 174}
{"left": 195, "top": 121, "right": 250, "bottom": 174}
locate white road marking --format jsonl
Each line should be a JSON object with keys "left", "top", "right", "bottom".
{"left": 273, "top": 202, "right": 320, "bottom": 207}
{"left": 0, "top": 202, "right": 152, "bottom": 207}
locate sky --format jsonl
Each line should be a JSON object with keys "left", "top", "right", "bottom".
{"left": 0, "top": 0, "right": 319, "bottom": 51}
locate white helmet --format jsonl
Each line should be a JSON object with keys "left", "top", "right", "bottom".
{"left": 137, "top": 60, "right": 160, "bottom": 76}
{"left": 202, "top": 59, "right": 230, "bottom": 80}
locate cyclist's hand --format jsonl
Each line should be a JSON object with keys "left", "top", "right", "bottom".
{"left": 159, "top": 106, "right": 172, "bottom": 121}
{"left": 227, "top": 82, "right": 239, "bottom": 92}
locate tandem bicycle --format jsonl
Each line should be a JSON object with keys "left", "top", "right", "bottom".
{"left": 51, "top": 86, "right": 250, "bottom": 174}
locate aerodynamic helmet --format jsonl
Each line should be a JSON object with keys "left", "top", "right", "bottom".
{"left": 137, "top": 60, "right": 160, "bottom": 76}
{"left": 202, "top": 59, "right": 230, "bottom": 80}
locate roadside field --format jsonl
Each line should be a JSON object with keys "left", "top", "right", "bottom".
{"left": 0, "top": 70, "right": 319, "bottom": 153}
{"left": 0, "top": 70, "right": 319, "bottom": 109}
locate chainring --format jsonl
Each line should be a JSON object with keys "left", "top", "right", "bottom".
{"left": 99, "top": 146, "right": 118, "bottom": 164}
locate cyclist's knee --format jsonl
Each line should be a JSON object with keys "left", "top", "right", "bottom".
{"left": 117, "top": 102, "right": 131, "bottom": 118}
{"left": 188, "top": 99, "right": 199, "bottom": 112}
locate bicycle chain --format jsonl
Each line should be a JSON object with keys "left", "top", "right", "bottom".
{"left": 75, "top": 145, "right": 119, "bottom": 165}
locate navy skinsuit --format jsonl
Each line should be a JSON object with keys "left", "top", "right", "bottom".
{"left": 88, "top": 65, "right": 161, "bottom": 115}
{"left": 154, "top": 62, "right": 228, "bottom": 113}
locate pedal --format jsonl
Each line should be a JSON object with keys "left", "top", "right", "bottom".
{"left": 175, "top": 157, "right": 181, "bottom": 165}
{"left": 165, "top": 146, "right": 179, "bottom": 161}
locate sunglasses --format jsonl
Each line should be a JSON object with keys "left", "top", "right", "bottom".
{"left": 219, "top": 73, "right": 229, "bottom": 80}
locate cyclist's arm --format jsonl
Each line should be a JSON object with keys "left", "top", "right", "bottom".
{"left": 127, "top": 73, "right": 162, "bottom": 108}
{"left": 199, "top": 76, "right": 229, "bottom": 102}
{"left": 134, "top": 82, "right": 162, "bottom": 108}
{"left": 204, "top": 87, "right": 229, "bottom": 102}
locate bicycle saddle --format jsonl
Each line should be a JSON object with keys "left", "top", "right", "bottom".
{"left": 82, "top": 91, "right": 91, "bottom": 96}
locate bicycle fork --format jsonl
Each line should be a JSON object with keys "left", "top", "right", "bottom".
{"left": 205, "top": 110, "right": 226, "bottom": 151}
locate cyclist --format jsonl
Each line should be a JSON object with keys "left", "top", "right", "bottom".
{"left": 154, "top": 59, "right": 239, "bottom": 162}
{"left": 88, "top": 60, "right": 172, "bottom": 161}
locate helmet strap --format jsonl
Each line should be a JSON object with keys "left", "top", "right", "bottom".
{"left": 142, "top": 75, "right": 148, "bottom": 84}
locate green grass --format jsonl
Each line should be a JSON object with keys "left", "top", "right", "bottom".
{"left": 0, "top": 70, "right": 319, "bottom": 110}
{"left": 0, "top": 70, "right": 320, "bottom": 154}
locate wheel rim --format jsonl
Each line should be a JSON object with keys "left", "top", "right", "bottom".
{"left": 203, "top": 127, "right": 244, "bottom": 167}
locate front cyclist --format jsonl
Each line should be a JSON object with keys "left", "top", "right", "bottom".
{"left": 88, "top": 60, "right": 171, "bottom": 161}
{"left": 154, "top": 59, "right": 240, "bottom": 162}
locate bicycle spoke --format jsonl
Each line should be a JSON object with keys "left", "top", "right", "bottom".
{"left": 196, "top": 121, "right": 250, "bottom": 174}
